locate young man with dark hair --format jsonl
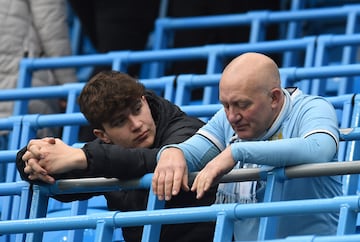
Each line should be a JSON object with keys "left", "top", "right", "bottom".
{"left": 17, "top": 70, "right": 216, "bottom": 242}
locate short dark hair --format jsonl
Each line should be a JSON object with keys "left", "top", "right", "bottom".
{"left": 78, "top": 70, "right": 146, "bottom": 129}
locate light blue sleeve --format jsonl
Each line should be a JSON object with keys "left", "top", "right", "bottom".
{"left": 156, "top": 108, "right": 230, "bottom": 172}
{"left": 230, "top": 95, "right": 339, "bottom": 167}
{"left": 231, "top": 131, "right": 338, "bottom": 167}
{"left": 156, "top": 134, "right": 221, "bottom": 172}
{"left": 177, "top": 108, "right": 234, "bottom": 171}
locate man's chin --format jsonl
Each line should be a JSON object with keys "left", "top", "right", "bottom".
{"left": 235, "top": 131, "right": 254, "bottom": 140}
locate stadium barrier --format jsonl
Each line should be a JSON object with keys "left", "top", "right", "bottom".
{"left": 0, "top": 92, "right": 356, "bottom": 242}
{"left": 151, "top": 4, "right": 360, "bottom": 49}
{"left": 2, "top": 157, "right": 360, "bottom": 242}
{"left": 16, "top": 36, "right": 316, "bottom": 108}
{"left": 1, "top": 65, "right": 360, "bottom": 241}
{"left": 149, "top": 4, "right": 360, "bottom": 74}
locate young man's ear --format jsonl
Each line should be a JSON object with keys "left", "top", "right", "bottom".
{"left": 93, "top": 129, "right": 112, "bottom": 143}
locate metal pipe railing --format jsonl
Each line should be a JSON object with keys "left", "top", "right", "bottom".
{"left": 38, "top": 160, "right": 360, "bottom": 196}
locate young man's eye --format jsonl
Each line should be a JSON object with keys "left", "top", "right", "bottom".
{"left": 132, "top": 102, "right": 142, "bottom": 114}
{"left": 111, "top": 118, "right": 126, "bottom": 127}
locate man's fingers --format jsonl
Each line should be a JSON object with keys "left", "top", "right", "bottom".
{"left": 25, "top": 137, "right": 56, "bottom": 160}
{"left": 181, "top": 169, "right": 189, "bottom": 192}
{"left": 164, "top": 170, "right": 175, "bottom": 201}
{"left": 25, "top": 158, "right": 47, "bottom": 175}
{"left": 22, "top": 150, "right": 35, "bottom": 162}
{"left": 153, "top": 171, "right": 166, "bottom": 200}
{"left": 191, "top": 175, "right": 205, "bottom": 199}
{"left": 24, "top": 157, "right": 55, "bottom": 184}
{"left": 28, "top": 173, "right": 55, "bottom": 184}
{"left": 42, "top": 137, "right": 56, "bottom": 144}
{"left": 191, "top": 172, "right": 213, "bottom": 200}
{"left": 27, "top": 144, "right": 43, "bottom": 159}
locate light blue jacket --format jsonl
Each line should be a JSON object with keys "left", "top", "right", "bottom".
{"left": 161, "top": 88, "right": 342, "bottom": 240}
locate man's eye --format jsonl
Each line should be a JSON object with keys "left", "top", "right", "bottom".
{"left": 132, "top": 102, "right": 142, "bottom": 114}
{"left": 238, "top": 104, "right": 249, "bottom": 109}
{"left": 112, "top": 118, "right": 125, "bottom": 127}
{"left": 222, "top": 103, "right": 229, "bottom": 110}
{"left": 237, "top": 101, "right": 251, "bottom": 109}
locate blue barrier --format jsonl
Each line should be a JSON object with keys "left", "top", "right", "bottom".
{"left": 1, "top": 196, "right": 359, "bottom": 242}
{"left": 152, "top": 4, "right": 360, "bottom": 48}
{"left": 0, "top": 181, "right": 31, "bottom": 242}
{"left": 0, "top": 68, "right": 359, "bottom": 241}
{"left": 280, "top": 64, "right": 360, "bottom": 95}
{"left": 2, "top": 108, "right": 359, "bottom": 241}
{"left": 4, "top": 158, "right": 360, "bottom": 242}
{"left": 151, "top": 4, "right": 360, "bottom": 71}
{"left": 15, "top": 36, "right": 316, "bottom": 108}
{"left": 0, "top": 116, "right": 25, "bottom": 242}
{"left": 312, "top": 34, "right": 360, "bottom": 96}
{"left": 173, "top": 64, "right": 360, "bottom": 108}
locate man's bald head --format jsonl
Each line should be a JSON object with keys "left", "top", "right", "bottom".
{"left": 219, "top": 52, "right": 285, "bottom": 140}
{"left": 221, "top": 52, "right": 281, "bottom": 92}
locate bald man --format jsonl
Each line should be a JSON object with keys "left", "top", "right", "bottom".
{"left": 152, "top": 52, "right": 342, "bottom": 240}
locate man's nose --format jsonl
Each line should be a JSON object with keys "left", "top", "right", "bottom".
{"left": 227, "top": 108, "right": 242, "bottom": 123}
{"left": 128, "top": 115, "right": 142, "bottom": 130}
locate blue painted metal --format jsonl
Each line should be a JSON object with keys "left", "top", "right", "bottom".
{"left": 0, "top": 195, "right": 359, "bottom": 242}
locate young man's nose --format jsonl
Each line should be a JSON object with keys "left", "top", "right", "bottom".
{"left": 128, "top": 115, "right": 142, "bottom": 130}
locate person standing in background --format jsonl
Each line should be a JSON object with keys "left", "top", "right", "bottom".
{"left": 0, "top": 0, "right": 77, "bottom": 146}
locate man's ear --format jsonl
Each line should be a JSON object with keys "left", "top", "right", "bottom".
{"left": 141, "top": 95, "right": 147, "bottom": 103}
{"left": 271, "top": 88, "right": 283, "bottom": 106}
{"left": 93, "top": 129, "right": 112, "bottom": 143}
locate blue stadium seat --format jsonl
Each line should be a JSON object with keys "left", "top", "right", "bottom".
{"left": 0, "top": 116, "right": 27, "bottom": 242}
{"left": 151, "top": 4, "right": 360, "bottom": 49}
{"left": 0, "top": 181, "right": 31, "bottom": 242}
{"left": 149, "top": 4, "right": 360, "bottom": 72}
{"left": 312, "top": 34, "right": 360, "bottom": 96}
{"left": 16, "top": 36, "right": 316, "bottom": 85}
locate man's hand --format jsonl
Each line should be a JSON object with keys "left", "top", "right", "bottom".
{"left": 152, "top": 147, "right": 189, "bottom": 201}
{"left": 191, "top": 146, "right": 235, "bottom": 199}
{"left": 22, "top": 137, "right": 87, "bottom": 183}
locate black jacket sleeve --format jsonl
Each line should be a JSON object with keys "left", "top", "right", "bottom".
{"left": 83, "top": 139, "right": 159, "bottom": 179}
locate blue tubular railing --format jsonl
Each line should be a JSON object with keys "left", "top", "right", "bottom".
{"left": 141, "top": 35, "right": 316, "bottom": 79}
{"left": 0, "top": 181, "right": 31, "bottom": 242}
{"left": 3, "top": 158, "right": 360, "bottom": 242}
{"left": 0, "top": 68, "right": 358, "bottom": 241}
{"left": 16, "top": 37, "right": 315, "bottom": 77}
{"left": 280, "top": 63, "right": 360, "bottom": 95}
{"left": 149, "top": 4, "right": 360, "bottom": 83}
{"left": 174, "top": 74, "right": 221, "bottom": 106}
{"left": 312, "top": 34, "right": 360, "bottom": 96}
{"left": 0, "top": 180, "right": 31, "bottom": 242}
{"left": 4, "top": 92, "right": 354, "bottom": 238}
{"left": 152, "top": 4, "right": 360, "bottom": 48}
{"left": 15, "top": 36, "right": 316, "bottom": 109}
{"left": 0, "top": 115, "right": 25, "bottom": 242}
{"left": 2, "top": 196, "right": 360, "bottom": 241}
{"left": 342, "top": 95, "right": 360, "bottom": 196}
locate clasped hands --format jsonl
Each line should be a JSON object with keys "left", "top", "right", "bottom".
{"left": 22, "top": 137, "right": 86, "bottom": 184}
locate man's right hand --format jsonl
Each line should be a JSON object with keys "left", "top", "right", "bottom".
{"left": 152, "top": 147, "right": 189, "bottom": 201}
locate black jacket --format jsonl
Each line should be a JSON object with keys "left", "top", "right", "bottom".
{"left": 16, "top": 91, "right": 216, "bottom": 242}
